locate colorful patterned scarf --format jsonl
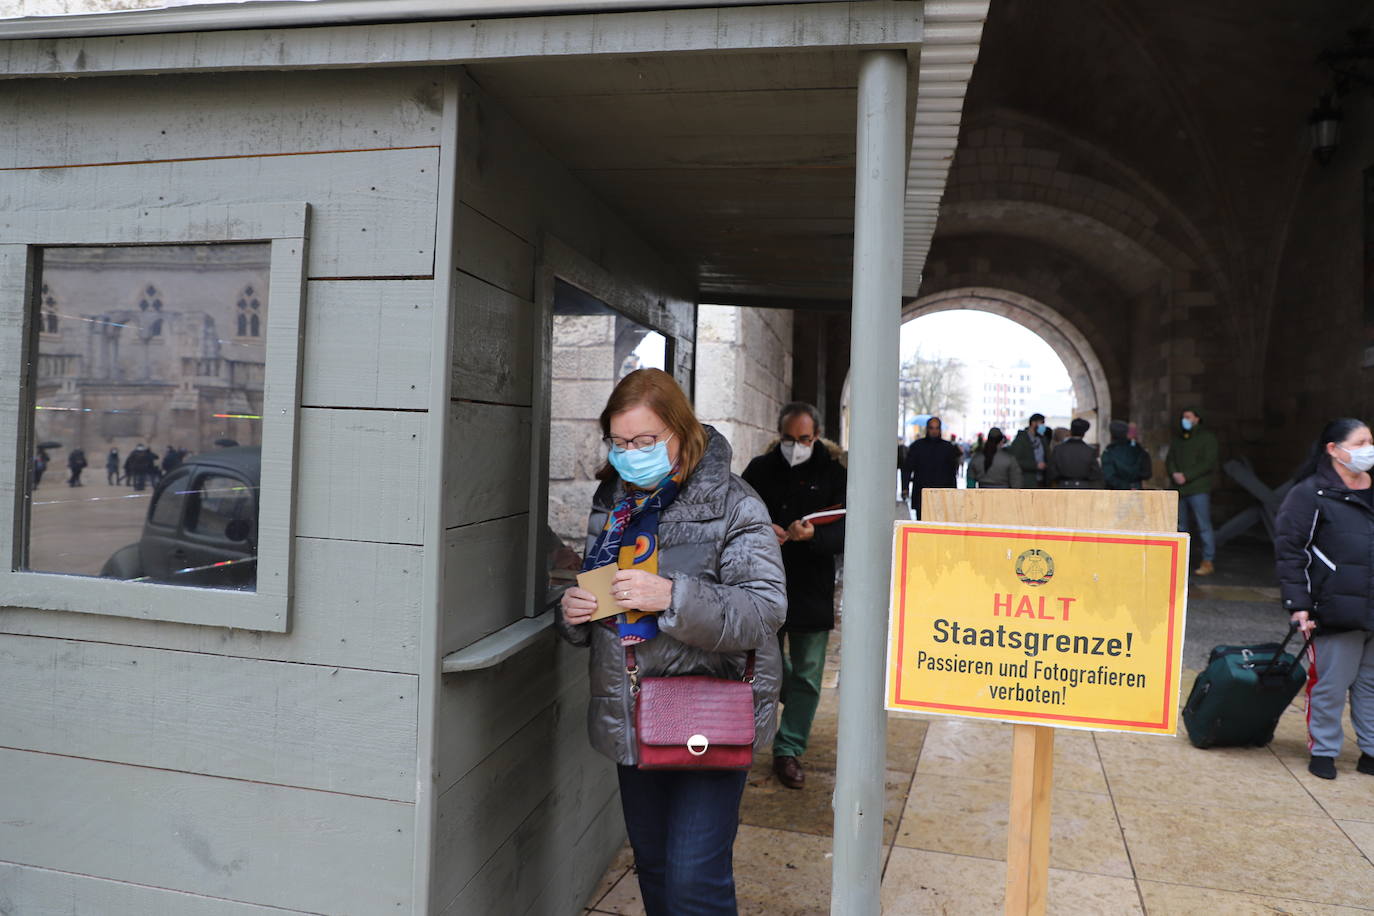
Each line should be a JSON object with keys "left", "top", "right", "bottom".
{"left": 583, "top": 471, "right": 682, "bottom": 645}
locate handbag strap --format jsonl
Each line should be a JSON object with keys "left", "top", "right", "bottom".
{"left": 624, "top": 645, "right": 756, "bottom": 694}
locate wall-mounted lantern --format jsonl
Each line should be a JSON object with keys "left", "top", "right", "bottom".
{"left": 1311, "top": 28, "right": 1374, "bottom": 166}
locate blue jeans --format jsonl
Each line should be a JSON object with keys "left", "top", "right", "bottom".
{"left": 617, "top": 766, "right": 749, "bottom": 916}
{"left": 1178, "top": 492, "right": 1215, "bottom": 562}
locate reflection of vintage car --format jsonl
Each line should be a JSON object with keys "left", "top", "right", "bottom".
{"left": 101, "top": 446, "right": 259, "bottom": 590}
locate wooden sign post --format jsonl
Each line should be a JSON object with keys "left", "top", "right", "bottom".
{"left": 892, "top": 489, "right": 1184, "bottom": 916}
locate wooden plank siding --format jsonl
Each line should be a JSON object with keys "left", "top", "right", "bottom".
{"left": 434, "top": 631, "right": 587, "bottom": 788}
{"left": 430, "top": 71, "right": 697, "bottom": 915}
{"left": 450, "top": 273, "right": 536, "bottom": 407}
{"left": 438, "top": 769, "right": 624, "bottom": 916}
{"left": 0, "top": 634, "right": 417, "bottom": 801}
{"left": 0, "top": 70, "right": 446, "bottom": 169}
{"left": 0, "top": 147, "right": 439, "bottom": 279}
{"left": 441, "top": 513, "right": 533, "bottom": 655}
{"left": 444, "top": 400, "right": 532, "bottom": 527}
{"left": 0, "top": 748, "right": 414, "bottom": 913}
{"left": 0, "top": 536, "right": 422, "bottom": 672}
{"left": 303, "top": 279, "right": 434, "bottom": 411}
{"left": 0, "top": 862, "right": 300, "bottom": 915}
{"left": 0, "top": 70, "right": 443, "bottom": 913}
{"left": 0, "top": 2, "right": 926, "bottom": 80}
{"left": 296, "top": 407, "right": 427, "bottom": 545}
{"left": 430, "top": 682, "right": 620, "bottom": 915}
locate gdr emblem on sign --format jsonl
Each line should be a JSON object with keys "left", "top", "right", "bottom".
{"left": 1015, "top": 548, "right": 1054, "bottom": 586}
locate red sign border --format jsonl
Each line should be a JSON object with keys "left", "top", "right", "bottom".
{"left": 890, "top": 525, "right": 1184, "bottom": 730}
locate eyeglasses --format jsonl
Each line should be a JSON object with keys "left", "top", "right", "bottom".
{"left": 603, "top": 430, "right": 674, "bottom": 452}
{"left": 781, "top": 434, "right": 816, "bottom": 446}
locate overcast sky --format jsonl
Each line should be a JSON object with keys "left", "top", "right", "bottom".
{"left": 901, "top": 310, "right": 1073, "bottom": 414}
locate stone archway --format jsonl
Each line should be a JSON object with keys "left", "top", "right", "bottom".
{"left": 903, "top": 286, "right": 1113, "bottom": 442}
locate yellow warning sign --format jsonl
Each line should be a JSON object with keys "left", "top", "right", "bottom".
{"left": 885, "top": 522, "right": 1190, "bottom": 734}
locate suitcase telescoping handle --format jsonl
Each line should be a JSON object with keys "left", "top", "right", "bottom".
{"left": 1257, "top": 622, "right": 1315, "bottom": 678}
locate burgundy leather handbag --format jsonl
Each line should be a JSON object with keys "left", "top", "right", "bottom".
{"left": 627, "top": 646, "right": 757, "bottom": 770}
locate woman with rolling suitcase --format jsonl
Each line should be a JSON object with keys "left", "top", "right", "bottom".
{"left": 1274, "top": 417, "right": 1374, "bottom": 780}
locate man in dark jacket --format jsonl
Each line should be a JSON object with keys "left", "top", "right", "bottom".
{"left": 1102, "top": 420, "right": 1148, "bottom": 489}
{"left": 1008, "top": 413, "right": 1053, "bottom": 487}
{"left": 901, "top": 416, "right": 960, "bottom": 518}
{"left": 1047, "top": 418, "right": 1103, "bottom": 488}
{"left": 742, "top": 402, "right": 846, "bottom": 790}
{"left": 66, "top": 447, "right": 87, "bottom": 487}
{"left": 1166, "top": 407, "right": 1219, "bottom": 575}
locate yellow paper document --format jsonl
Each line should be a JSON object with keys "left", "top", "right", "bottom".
{"left": 576, "top": 562, "right": 623, "bottom": 622}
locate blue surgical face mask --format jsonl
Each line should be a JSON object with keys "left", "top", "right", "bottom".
{"left": 608, "top": 435, "right": 675, "bottom": 488}
{"left": 1036, "top": 424, "right": 1048, "bottom": 436}
{"left": 1181, "top": 418, "right": 1194, "bottom": 431}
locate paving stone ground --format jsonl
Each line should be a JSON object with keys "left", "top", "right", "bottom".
{"left": 584, "top": 535, "right": 1374, "bottom": 914}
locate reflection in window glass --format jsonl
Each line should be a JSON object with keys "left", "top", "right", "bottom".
{"left": 24, "top": 244, "right": 268, "bottom": 591}
{"left": 545, "top": 280, "right": 670, "bottom": 586}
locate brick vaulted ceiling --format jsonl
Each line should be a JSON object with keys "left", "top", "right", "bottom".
{"left": 928, "top": 0, "right": 1374, "bottom": 369}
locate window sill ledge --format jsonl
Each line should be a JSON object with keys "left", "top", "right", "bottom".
{"left": 441, "top": 610, "right": 555, "bottom": 674}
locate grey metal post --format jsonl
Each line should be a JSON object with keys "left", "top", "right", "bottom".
{"left": 831, "top": 49, "right": 907, "bottom": 915}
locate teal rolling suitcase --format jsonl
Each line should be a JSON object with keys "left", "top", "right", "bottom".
{"left": 1182, "top": 625, "right": 1311, "bottom": 749}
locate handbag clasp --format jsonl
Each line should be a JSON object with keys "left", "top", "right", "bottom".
{"left": 687, "top": 734, "right": 709, "bottom": 756}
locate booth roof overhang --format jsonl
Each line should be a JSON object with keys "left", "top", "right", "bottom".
{"left": 0, "top": 0, "right": 986, "bottom": 304}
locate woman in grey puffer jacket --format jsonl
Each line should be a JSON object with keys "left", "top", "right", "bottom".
{"left": 557, "top": 369, "right": 785, "bottom": 916}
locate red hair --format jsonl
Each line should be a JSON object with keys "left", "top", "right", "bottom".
{"left": 597, "top": 369, "right": 707, "bottom": 482}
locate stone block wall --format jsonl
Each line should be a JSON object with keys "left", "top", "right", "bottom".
{"left": 547, "top": 314, "right": 619, "bottom": 548}
{"left": 695, "top": 304, "right": 794, "bottom": 473}
{"left": 1262, "top": 90, "right": 1374, "bottom": 487}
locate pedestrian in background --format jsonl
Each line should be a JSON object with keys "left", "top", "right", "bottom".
{"left": 106, "top": 447, "right": 120, "bottom": 485}
{"left": 1103, "top": 420, "right": 1150, "bottom": 490}
{"left": 967, "top": 427, "right": 1022, "bottom": 489}
{"left": 66, "top": 447, "right": 87, "bottom": 487}
{"left": 1047, "top": 418, "right": 1103, "bottom": 488}
{"left": 1008, "top": 413, "right": 1053, "bottom": 487}
{"left": 32, "top": 448, "right": 48, "bottom": 489}
{"left": 557, "top": 368, "right": 785, "bottom": 914}
{"left": 125, "top": 444, "right": 153, "bottom": 491}
{"left": 1167, "top": 407, "right": 1219, "bottom": 575}
{"left": 901, "top": 415, "right": 960, "bottom": 518}
{"left": 896, "top": 439, "right": 908, "bottom": 500}
{"left": 743, "top": 402, "right": 846, "bottom": 791}
{"left": 163, "top": 445, "right": 183, "bottom": 475}
{"left": 1127, "top": 422, "right": 1153, "bottom": 482}
{"left": 1274, "top": 417, "right": 1374, "bottom": 781}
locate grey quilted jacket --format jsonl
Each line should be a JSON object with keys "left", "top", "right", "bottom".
{"left": 555, "top": 426, "right": 787, "bottom": 765}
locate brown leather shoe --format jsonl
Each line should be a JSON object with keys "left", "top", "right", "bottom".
{"left": 773, "top": 755, "right": 804, "bottom": 789}
{"left": 1195, "top": 561, "right": 1215, "bottom": 576}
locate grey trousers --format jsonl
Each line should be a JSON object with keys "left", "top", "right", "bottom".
{"left": 1306, "top": 628, "right": 1374, "bottom": 758}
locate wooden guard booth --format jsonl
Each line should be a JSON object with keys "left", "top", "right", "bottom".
{"left": 0, "top": 1, "right": 988, "bottom": 914}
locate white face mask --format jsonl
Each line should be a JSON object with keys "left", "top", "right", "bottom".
{"left": 781, "top": 441, "right": 814, "bottom": 467}
{"left": 1337, "top": 444, "right": 1374, "bottom": 473}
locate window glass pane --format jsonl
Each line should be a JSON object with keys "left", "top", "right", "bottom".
{"left": 187, "top": 474, "right": 255, "bottom": 536}
{"left": 25, "top": 243, "right": 268, "bottom": 592}
{"left": 149, "top": 469, "right": 190, "bottom": 528}
{"left": 544, "top": 280, "right": 670, "bottom": 587}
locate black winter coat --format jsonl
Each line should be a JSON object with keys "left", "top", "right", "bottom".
{"left": 901, "top": 437, "right": 960, "bottom": 510}
{"left": 742, "top": 440, "right": 847, "bottom": 631}
{"left": 1274, "top": 462, "right": 1374, "bottom": 632}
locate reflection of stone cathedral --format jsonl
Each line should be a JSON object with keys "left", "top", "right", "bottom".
{"left": 33, "top": 244, "right": 269, "bottom": 458}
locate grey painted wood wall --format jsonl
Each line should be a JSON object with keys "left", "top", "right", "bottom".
{"left": 0, "top": 68, "right": 443, "bottom": 914}
{"left": 429, "top": 71, "right": 694, "bottom": 915}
